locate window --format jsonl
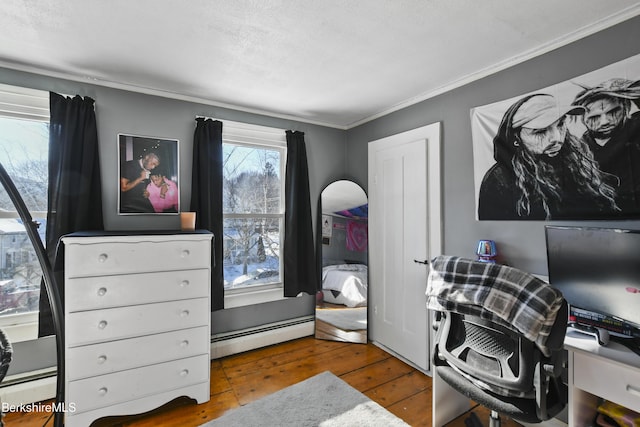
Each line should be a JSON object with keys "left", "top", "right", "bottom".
{"left": 0, "top": 83, "right": 49, "bottom": 342}
{"left": 221, "top": 121, "right": 286, "bottom": 295}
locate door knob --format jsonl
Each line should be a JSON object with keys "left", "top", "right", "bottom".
{"left": 413, "top": 259, "right": 429, "bottom": 265}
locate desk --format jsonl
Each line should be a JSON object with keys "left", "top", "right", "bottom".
{"left": 432, "top": 331, "right": 640, "bottom": 426}
{"left": 565, "top": 331, "right": 640, "bottom": 426}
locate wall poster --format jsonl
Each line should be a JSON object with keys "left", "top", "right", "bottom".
{"left": 118, "top": 133, "right": 179, "bottom": 215}
{"left": 472, "top": 54, "right": 640, "bottom": 221}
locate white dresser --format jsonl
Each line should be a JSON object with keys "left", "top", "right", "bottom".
{"left": 62, "top": 232, "right": 212, "bottom": 427}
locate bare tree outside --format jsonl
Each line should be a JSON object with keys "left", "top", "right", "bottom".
{"left": 0, "top": 117, "right": 48, "bottom": 315}
{"left": 223, "top": 143, "right": 283, "bottom": 289}
{"left": 0, "top": 119, "right": 48, "bottom": 213}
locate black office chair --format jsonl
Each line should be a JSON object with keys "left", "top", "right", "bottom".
{"left": 427, "top": 256, "right": 568, "bottom": 426}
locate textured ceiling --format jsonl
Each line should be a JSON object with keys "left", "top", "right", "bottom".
{"left": 2, "top": 0, "right": 640, "bottom": 128}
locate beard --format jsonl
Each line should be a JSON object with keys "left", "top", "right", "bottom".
{"left": 590, "top": 128, "right": 615, "bottom": 139}
{"left": 588, "top": 118, "right": 624, "bottom": 140}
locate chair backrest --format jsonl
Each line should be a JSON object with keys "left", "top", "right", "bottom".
{"left": 428, "top": 256, "right": 568, "bottom": 423}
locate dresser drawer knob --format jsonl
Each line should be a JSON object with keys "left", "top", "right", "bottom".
{"left": 98, "top": 253, "right": 108, "bottom": 263}
{"left": 180, "top": 280, "right": 190, "bottom": 288}
{"left": 180, "top": 369, "right": 189, "bottom": 377}
{"left": 181, "top": 249, "right": 191, "bottom": 258}
{"left": 97, "top": 287, "right": 107, "bottom": 296}
{"left": 98, "top": 320, "right": 108, "bottom": 330}
{"left": 180, "top": 310, "right": 190, "bottom": 317}
{"left": 98, "top": 387, "right": 108, "bottom": 396}
{"left": 627, "top": 384, "right": 640, "bottom": 397}
{"left": 97, "top": 355, "right": 107, "bottom": 364}
{"left": 180, "top": 340, "right": 189, "bottom": 348}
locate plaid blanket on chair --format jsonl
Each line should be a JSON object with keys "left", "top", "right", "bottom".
{"left": 426, "top": 255, "right": 564, "bottom": 356}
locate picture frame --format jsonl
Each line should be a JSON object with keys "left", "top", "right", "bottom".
{"left": 321, "top": 214, "right": 333, "bottom": 238}
{"left": 118, "top": 133, "right": 179, "bottom": 215}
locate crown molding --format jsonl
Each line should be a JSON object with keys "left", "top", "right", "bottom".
{"left": 346, "top": 5, "right": 640, "bottom": 129}
{"left": 1, "top": 5, "right": 638, "bottom": 131}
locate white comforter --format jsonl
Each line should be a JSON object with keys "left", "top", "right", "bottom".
{"left": 322, "top": 264, "right": 368, "bottom": 308}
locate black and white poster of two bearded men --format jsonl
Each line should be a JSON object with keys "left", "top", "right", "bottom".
{"left": 472, "top": 53, "right": 640, "bottom": 221}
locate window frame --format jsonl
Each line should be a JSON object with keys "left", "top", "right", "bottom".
{"left": 218, "top": 119, "right": 288, "bottom": 307}
{"left": 0, "top": 83, "right": 49, "bottom": 342}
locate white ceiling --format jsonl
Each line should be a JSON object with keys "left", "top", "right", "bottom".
{"left": 322, "top": 180, "right": 367, "bottom": 213}
{"left": 2, "top": 1, "right": 640, "bottom": 129}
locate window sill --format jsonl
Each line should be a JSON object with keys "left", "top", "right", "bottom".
{"left": 224, "top": 286, "right": 285, "bottom": 308}
{"left": 0, "top": 311, "right": 38, "bottom": 343}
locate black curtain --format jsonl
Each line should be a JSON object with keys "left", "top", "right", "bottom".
{"left": 39, "top": 92, "right": 104, "bottom": 336}
{"left": 191, "top": 118, "right": 224, "bottom": 311}
{"left": 283, "top": 131, "right": 318, "bottom": 297}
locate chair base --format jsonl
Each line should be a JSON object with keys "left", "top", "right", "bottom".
{"left": 464, "top": 410, "right": 501, "bottom": 427}
{"left": 490, "top": 410, "right": 501, "bottom": 427}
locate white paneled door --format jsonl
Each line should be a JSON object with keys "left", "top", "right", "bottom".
{"left": 367, "top": 123, "right": 441, "bottom": 372}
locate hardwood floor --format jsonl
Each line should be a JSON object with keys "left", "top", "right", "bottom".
{"left": 314, "top": 317, "right": 367, "bottom": 343}
{"left": 314, "top": 302, "right": 367, "bottom": 343}
{"left": 3, "top": 336, "right": 523, "bottom": 426}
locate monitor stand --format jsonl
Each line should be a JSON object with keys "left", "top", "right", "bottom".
{"left": 568, "top": 321, "right": 610, "bottom": 346}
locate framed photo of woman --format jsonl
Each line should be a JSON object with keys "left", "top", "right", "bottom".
{"left": 118, "top": 133, "right": 180, "bottom": 215}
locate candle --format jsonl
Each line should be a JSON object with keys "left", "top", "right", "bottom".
{"left": 180, "top": 212, "right": 196, "bottom": 231}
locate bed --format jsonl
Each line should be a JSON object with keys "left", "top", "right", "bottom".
{"left": 321, "top": 263, "right": 368, "bottom": 308}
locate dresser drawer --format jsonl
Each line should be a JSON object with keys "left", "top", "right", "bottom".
{"left": 66, "top": 268, "right": 209, "bottom": 312}
{"left": 64, "top": 238, "right": 210, "bottom": 277}
{"left": 66, "top": 298, "right": 209, "bottom": 347}
{"left": 66, "top": 326, "right": 209, "bottom": 380}
{"left": 574, "top": 351, "right": 640, "bottom": 413}
{"left": 67, "top": 354, "right": 209, "bottom": 414}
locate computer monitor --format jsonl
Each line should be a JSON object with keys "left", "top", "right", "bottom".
{"left": 545, "top": 225, "right": 640, "bottom": 334}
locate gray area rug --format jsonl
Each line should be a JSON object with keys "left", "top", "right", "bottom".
{"left": 316, "top": 307, "right": 367, "bottom": 331}
{"left": 200, "top": 371, "right": 409, "bottom": 426}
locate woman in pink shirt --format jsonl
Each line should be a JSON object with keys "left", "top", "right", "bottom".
{"left": 146, "top": 171, "right": 179, "bottom": 213}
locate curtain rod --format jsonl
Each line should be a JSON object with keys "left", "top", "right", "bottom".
{"left": 194, "top": 116, "right": 289, "bottom": 134}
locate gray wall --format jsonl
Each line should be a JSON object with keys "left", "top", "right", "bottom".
{"left": 0, "top": 67, "right": 348, "bottom": 332}
{"left": 3, "top": 13, "right": 640, "bottom": 334}
{"left": 346, "top": 15, "right": 640, "bottom": 275}
{"left": 320, "top": 215, "right": 367, "bottom": 266}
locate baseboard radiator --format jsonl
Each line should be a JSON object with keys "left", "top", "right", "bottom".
{"left": 210, "top": 315, "right": 315, "bottom": 359}
{"left": 0, "top": 316, "right": 314, "bottom": 408}
{"left": 0, "top": 369, "right": 57, "bottom": 407}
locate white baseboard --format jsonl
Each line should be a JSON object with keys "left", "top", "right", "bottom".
{"left": 0, "top": 317, "right": 315, "bottom": 407}
{"left": 0, "top": 375, "right": 56, "bottom": 407}
{"left": 211, "top": 316, "right": 314, "bottom": 359}
{"left": 371, "top": 340, "right": 432, "bottom": 376}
